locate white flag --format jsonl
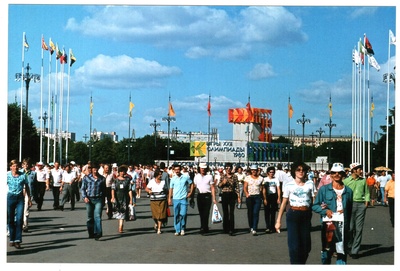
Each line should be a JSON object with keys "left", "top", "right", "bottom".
{"left": 368, "top": 55, "right": 380, "bottom": 71}
{"left": 352, "top": 49, "right": 360, "bottom": 65}
{"left": 389, "top": 29, "right": 396, "bottom": 45}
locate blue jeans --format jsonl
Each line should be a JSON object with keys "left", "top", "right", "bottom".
{"left": 7, "top": 193, "right": 25, "bottom": 243}
{"left": 246, "top": 195, "right": 262, "bottom": 230}
{"left": 173, "top": 198, "right": 188, "bottom": 233}
{"left": 286, "top": 208, "right": 312, "bottom": 264}
{"left": 85, "top": 198, "right": 103, "bottom": 238}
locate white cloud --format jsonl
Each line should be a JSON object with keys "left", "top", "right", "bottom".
{"left": 74, "top": 54, "right": 181, "bottom": 90}
{"left": 247, "top": 63, "right": 276, "bottom": 80}
{"left": 66, "top": 6, "right": 307, "bottom": 59}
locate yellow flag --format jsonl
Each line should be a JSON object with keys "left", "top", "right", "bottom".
{"left": 90, "top": 102, "right": 94, "bottom": 116}
{"left": 328, "top": 102, "right": 332, "bottom": 118}
{"left": 129, "top": 101, "right": 134, "bottom": 117}
{"left": 168, "top": 102, "right": 176, "bottom": 117}
{"left": 370, "top": 102, "right": 375, "bottom": 117}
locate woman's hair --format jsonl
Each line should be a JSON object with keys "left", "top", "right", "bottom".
{"left": 267, "top": 166, "right": 275, "bottom": 173}
{"left": 225, "top": 162, "right": 233, "bottom": 169}
{"left": 118, "top": 165, "right": 128, "bottom": 173}
{"left": 290, "top": 161, "right": 310, "bottom": 179}
{"left": 153, "top": 169, "right": 161, "bottom": 178}
{"left": 9, "top": 159, "right": 19, "bottom": 167}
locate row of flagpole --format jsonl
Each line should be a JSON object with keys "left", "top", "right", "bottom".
{"left": 19, "top": 32, "right": 77, "bottom": 164}
{"left": 351, "top": 30, "right": 396, "bottom": 173}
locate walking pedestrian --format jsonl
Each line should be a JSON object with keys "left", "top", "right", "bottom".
{"left": 59, "top": 163, "right": 77, "bottom": 211}
{"left": 384, "top": 172, "right": 395, "bottom": 227}
{"left": 21, "top": 158, "right": 36, "bottom": 232}
{"left": 168, "top": 163, "right": 194, "bottom": 236}
{"left": 275, "top": 161, "right": 315, "bottom": 264}
{"left": 81, "top": 164, "right": 106, "bottom": 240}
{"left": 146, "top": 169, "right": 169, "bottom": 234}
{"left": 34, "top": 161, "right": 50, "bottom": 211}
{"left": 244, "top": 164, "right": 263, "bottom": 236}
{"left": 111, "top": 165, "right": 133, "bottom": 233}
{"left": 262, "top": 166, "right": 281, "bottom": 234}
{"left": 218, "top": 162, "right": 240, "bottom": 235}
{"left": 235, "top": 166, "right": 246, "bottom": 209}
{"left": 193, "top": 162, "right": 217, "bottom": 234}
{"left": 7, "top": 159, "right": 32, "bottom": 249}
{"left": 312, "top": 162, "right": 353, "bottom": 264}
{"left": 50, "top": 161, "right": 63, "bottom": 210}
{"left": 343, "top": 163, "right": 369, "bottom": 259}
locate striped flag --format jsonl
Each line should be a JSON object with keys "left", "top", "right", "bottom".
{"left": 23, "top": 33, "right": 29, "bottom": 51}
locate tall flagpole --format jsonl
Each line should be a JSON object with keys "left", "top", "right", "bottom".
{"left": 19, "top": 32, "right": 26, "bottom": 162}
{"left": 207, "top": 93, "right": 211, "bottom": 166}
{"left": 59, "top": 49, "right": 64, "bottom": 164}
{"left": 40, "top": 35, "right": 44, "bottom": 162}
{"left": 65, "top": 48, "right": 72, "bottom": 163}
{"left": 47, "top": 38, "right": 52, "bottom": 163}
{"left": 53, "top": 46, "right": 58, "bottom": 162}
{"left": 385, "top": 30, "right": 391, "bottom": 168}
{"left": 128, "top": 92, "right": 132, "bottom": 164}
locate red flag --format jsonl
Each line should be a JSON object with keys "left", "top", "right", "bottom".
{"left": 207, "top": 100, "right": 211, "bottom": 116}
{"left": 364, "top": 35, "right": 374, "bottom": 55}
{"left": 168, "top": 102, "right": 176, "bottom": 117}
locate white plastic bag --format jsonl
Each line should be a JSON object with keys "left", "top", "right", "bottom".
{"left": 212, "top": 203, "right": 222, "bottom": 224}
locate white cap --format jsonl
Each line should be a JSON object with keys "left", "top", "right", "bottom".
{"left": 199, "top": 162, "right": 208, "bottom": 169}
{"left": 330, "top": 162, "right": 345, "bottom": 173}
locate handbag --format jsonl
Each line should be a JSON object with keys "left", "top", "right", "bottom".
{"left": 129, "top": 204, "right": 136, "bottom": 221}
{"left": 211, "top": 203, "right": 223, "bottom": 224}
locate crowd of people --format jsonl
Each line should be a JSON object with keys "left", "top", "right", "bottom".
{"left": 7, "top": 158, "right": 394, "bottom": 265}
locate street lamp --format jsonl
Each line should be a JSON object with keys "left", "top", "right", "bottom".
{"left": 38, "top": 111, "right": 48, "bottom": 162}
{"left": 297, "top": 113, "right": 311, "bottom": 162}
{"left": 150, "top": 119, "right": 160, "bottom": 161}
{"left": 162, "top": 116, "right": 176, "bottom": 167}
{"left": 316, "top": 127, "right": 325, "bottom": 147}
{"left": 15, "top": 63, "right": 40, "bottom": 115}
{"left": 245, "top": 125, "right": 251, "bottom": 168}
{"left": 325, "top": 118, "right": 336, "bottom": 168}
{"left": 172, "top": 126, "right": 181, "bottom": 140}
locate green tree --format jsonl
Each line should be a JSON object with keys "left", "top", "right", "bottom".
{"left": 7, "top": 103, "right": 40, "bottom": 162}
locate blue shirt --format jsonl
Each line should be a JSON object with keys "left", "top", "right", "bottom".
{"left": 7, "top": 171, "right": 28, "bottom": 195}
{"left": 170, "top": 173, "right": 192, "bottom": 200}
{"left": 81, "top": 174, "right": 106, "bottom": 199}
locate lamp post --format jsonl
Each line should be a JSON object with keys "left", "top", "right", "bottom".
{"left": 309, "top": 132, "right": 316, "bottom": 162}
{"left": 162, "top": 116, "right": 176, "bottom": 167}
{"left": 15, "top": 63, "right": 40, "bottom": 115}
{"left": 245, "top": 124, "right": 251, "bottom": 169}
{"left": 316, "top": 127, "right": 325, "bottom": 147}
{"left": 325, "top": 118, "right": 336, "bottom": 168}
{"left": 297, "top": 113, "right": 311, "bottom": 162}
{"left": 172, "top": 126, "right": 181, "bottom": 140}
{"left": 38, "top": 111, "right": 48, "bottom": 162}
{"left": 150, "top": 119, "right": 160, "bottom": 161}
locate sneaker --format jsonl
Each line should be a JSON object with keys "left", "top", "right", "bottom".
{"left": 265, "top": 229, "right": 271, "bottom": 234}
{"left": 180, "top": 230, "right": 185, "bottom": 236}
{"left": 157, "top": 230, "right": 162, "bottom": 234}
{"left": 174, "top": 232, "right": 180, "bottom": 236}
{"left": 250, "top": 228, "right": 253, "bottom": 233}
{"left": 252, "top": 230, "right": 257, "bottom": 236}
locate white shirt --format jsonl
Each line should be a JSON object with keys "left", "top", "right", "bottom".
{"left": 194, "top": 173, "right": 214, "bottom": 193}
{"left": 62, "top": 170, "right": 76, "bottom": 184}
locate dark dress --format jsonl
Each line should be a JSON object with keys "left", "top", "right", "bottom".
{"left": 112, "top": 177, "right": 131, "bottom": 220}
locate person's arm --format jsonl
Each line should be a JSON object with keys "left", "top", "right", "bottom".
{"left": 244, "top": 180, "right": 249, "bottom": 198}
{"left": 275, "top": 197, "right": 288, "bottom": 233}
{"left": 168, "top": 187, "right": 173, "bottom": 206}
{"left": 187, "top": 181, "right": 194, "bottom": 199}
{"left": 211, "top": 181, "right": 217, "bottom": 204}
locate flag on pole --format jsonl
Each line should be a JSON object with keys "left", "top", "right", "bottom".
{"left": 328, "top": 102, "right": 333, "bottom": 118}
{"left": 364, "top": 35, "right": 375, "bottom": 55}
{"left": 56, "top": 44, "right": 62, "bottom": 60}
{"left": 358, "top": 40, "right": 365, "bottom": 65}
{"left": 168, "top": 102, "right": 176, "bottom": 117}
{"left": 60, "top": 48, "right": 68, "bottom": 64}
{"left": 370, "top": 102, "right": 375, "bottom": 117}
{"left": 49, "top": 39, "right": 55, "bottom": 55}
{"left": 368, "top": 55, "right": 380, "bottom": 71}
{"left": 70, "top": 49, "right": 76, "bottom": 66}
{"left": 352, "top": 48, "right": 360, "bottom": 65}
{"left": 90, "top": 101, "right": 94, "bottom": 116}
{"left": 41, "top": 36, "right": 48, "bottom": 51}
{"left": 129, "top": 101, "right": 134, "bottom": 117}
{"left": 288, "top": 103, "right": 293, "bottom": 118}
{"left": 207, "top": 99, "right": 211, "bottom": 116}
{"left": 389, "top": 29, "right": 396, "bottom": 45}
{"left": 23, "top": 33, "right": 29, "bottom": 51}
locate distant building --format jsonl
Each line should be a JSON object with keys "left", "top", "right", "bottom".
{"left": 272, "top": 134, "right": 352, "bottom": 147}
{"left": 157, "top": 129, "right": 219, "bottom": 143}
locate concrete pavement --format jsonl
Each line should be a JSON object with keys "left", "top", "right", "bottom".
{"left": 6, "top": 192, "right": 395, "bottom": 267}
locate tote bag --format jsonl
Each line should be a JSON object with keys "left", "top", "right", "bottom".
{"left": 211, "top": 203, "right": 222, "bottom": 224}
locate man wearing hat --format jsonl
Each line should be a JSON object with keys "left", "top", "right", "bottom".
{"left": 343, "top": 163, "right": 369, "bottom": 259}
{"left": 312, "top": 162, "right": 353, "bottom": 264}
{"left": 35, "top": 162, "right": 50, "bottom": 211}
{"left": 193, "top": 162, "right": 217, "bottom": 234}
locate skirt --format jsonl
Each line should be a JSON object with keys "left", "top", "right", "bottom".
{"left": 150, "top": 200, "right": 167, "bottom": 220}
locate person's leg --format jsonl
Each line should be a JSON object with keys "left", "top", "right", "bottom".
{"left": 351, "top": 203, "right": 366, "bottom": 256}
{"left": 180, "top": 199, "right": 188, "bottom": 232}
{"left": 221, "top": 193, "right": 230, "bottom": 233}
{"left": 173, "top": 199, "right": 181, "bottom": 233}
{"left": 252, "top": 196, "right": 262, "bottom": 231}
{"left": 93, "top": 199, "right": 103, "bottom": 238}
{"left": 14, "top": 196, "right": 25, "bottom": 243}
{"left": 228, "top": 192, "right": 236, "bottom": 233}
{"left": 7, "top": 194, "right": 17, "bottom": 243}
{"left": 86, "top": 201, "right": 95, "bottom": 238}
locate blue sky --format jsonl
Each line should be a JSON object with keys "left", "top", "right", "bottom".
{"left": 3, "top": 2, "right": 397, "bottom": 144}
